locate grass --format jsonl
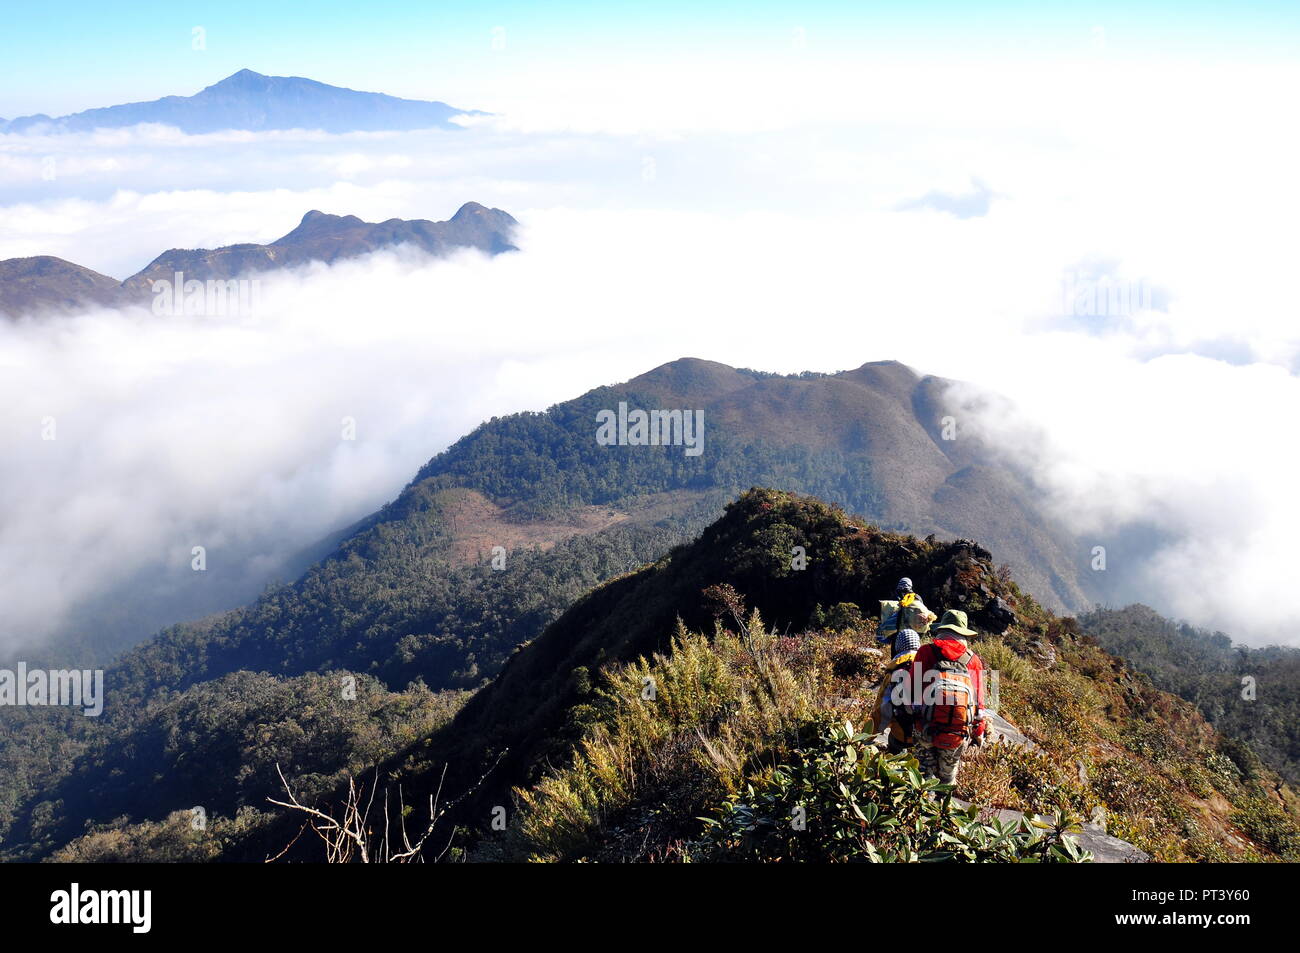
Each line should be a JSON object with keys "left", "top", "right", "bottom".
{"left": 492, "top": 603, "right": 1300, "bottom": 862}
{"left": 508, "top": 612, "right": 826, "bottom": 860}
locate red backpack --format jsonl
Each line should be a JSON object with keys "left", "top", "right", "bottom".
{"left": 924, "top": 649, "right": 978, "bottom": 750}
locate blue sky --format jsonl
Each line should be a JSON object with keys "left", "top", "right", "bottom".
{"left": 2, "top": 1, "right": 1297, "bottom": 117}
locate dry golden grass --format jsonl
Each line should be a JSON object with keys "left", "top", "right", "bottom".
{"left": 503, "top": 597, "right": 1298, "bottom": 862}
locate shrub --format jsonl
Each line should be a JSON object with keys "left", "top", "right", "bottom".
{"left": 824, "top": 602, "right": 867, "bottom": 632}
{"left": 977, "top": 638, "right": 1033, "bottom": 685}
{"left": 700, "top": 718, "right": 1093, "bottom": 863}
{"left": 1231, "top": 795, "right": 1300, "bottom": 860}
{"left": 50, "top": 810, "right": 219, "bottom": 863}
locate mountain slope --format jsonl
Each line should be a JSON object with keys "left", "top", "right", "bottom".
{"left": 1081, "top": 605, "right": 1300, "bottom": 785}
{"left": 6, "top": 473, "right": 1298, "bottom": 862}
{"left": 0, "top": 69, "right": 478, "bottom": 135}
{"left": 0, "top": 256, "right": 133, "bottom": 316}
{"left": 15, "top": 356, "right": 1089, "bottom": 699}
{"left": 0, "top": 202, "right": 517, "bottom": 318}
{"left": 89, "top": 357, "right": 1093, "bottom": 703}
{"left": 0, "top": 359, "right": 1211, "bottom": 860}
{"left": 265, "top": 489, "right": 1300, "bottom": 863}
{"left": 416, "top": 357, "right": 1097, "bottom": 609}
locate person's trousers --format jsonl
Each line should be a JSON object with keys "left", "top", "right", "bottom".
{"left": 917, "top": 740, "right": 967, "bottom": 785}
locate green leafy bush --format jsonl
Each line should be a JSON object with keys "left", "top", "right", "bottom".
{"left": 701, "top": 718, "right": 1093, "bottom": 862}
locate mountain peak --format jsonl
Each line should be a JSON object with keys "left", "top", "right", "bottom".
{"left": 834, "top": 360, "right": 921, "bottom": 398}
{"left": 295, "top": 209, "right": 363, "bottom": 227}
{"left": 3, "top": 70, "right": 473, "bottom": 135}
{"left": 450, "top": 201, "right": 493, "bottom": 222}
{"left": 201, "top": 69, "right": 271, "bottom": 93}
{"left": 621, "top": 358, "right": 750, "bottom": 403}
{"left": 450, "top": 201, "right": 519, "bottom": 227}
{"left": 0, "top": 256, "right": 130, "bottom": 316}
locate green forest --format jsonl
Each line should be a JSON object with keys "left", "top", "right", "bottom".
{"left": 1081, "top": 605, "right": 1300, "bottom": 785}
{"left": 3, "top": 373, "right": 1298, "bottom": 864}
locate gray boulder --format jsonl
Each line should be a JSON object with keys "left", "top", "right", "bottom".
{"left": 984, "top": 596, "right": 1017, "bottom": 633}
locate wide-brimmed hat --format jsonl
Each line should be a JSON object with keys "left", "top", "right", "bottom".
{"left": 933, "top": 609, "right": 976, "bottom": 637}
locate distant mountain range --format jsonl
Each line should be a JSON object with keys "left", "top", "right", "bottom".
{"left": 0, "top": 202, "right": 518, "bottom": 317}
{"left": 0, "top": 69, "right": 481, "bottom": 135}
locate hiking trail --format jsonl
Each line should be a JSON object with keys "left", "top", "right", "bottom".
{"left": 872, "top": 708, "right": 1150, "bottom": 863}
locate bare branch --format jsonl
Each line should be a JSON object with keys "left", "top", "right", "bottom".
{"left": 267, "top": 752, "right": 508, "bottom": 863}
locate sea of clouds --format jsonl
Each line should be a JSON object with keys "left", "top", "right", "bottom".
{"left": 1, "top": 50, "right": 1296, "bottom": 655}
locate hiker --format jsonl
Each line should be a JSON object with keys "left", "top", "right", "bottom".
{"left": 914, "top": 609, "right": 988, "bottom": 785}
{"left": 873, "top": 627, "right": 921, "bottom": 755}
{"left": 876, "top": 576, "right": 937, "bottom": 656}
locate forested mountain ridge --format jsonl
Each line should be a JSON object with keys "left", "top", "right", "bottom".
{"left": 0, "top": 358, "right": 1247, "bottom": 861}
{"left": 237, "top": 489, "right": 1300, "bottom": 863}
{"left": 8, "top": 487, "right": 1298, "bottom": 862}
{"left": 92, "top": 356, "right": 1095, "bottom": 704}
{"left": 1081, "top": 605, "right": 1300, "bottom": 785}
{"left": 0, "top": 357, "right": 1095, "bottom": 858}
{"left": 413, "top": 357, "right": 1099, "bottom": 608}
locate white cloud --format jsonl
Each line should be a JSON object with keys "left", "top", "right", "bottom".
{"left": 2, "top": 50, "right": 1298, "bottom": 652}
